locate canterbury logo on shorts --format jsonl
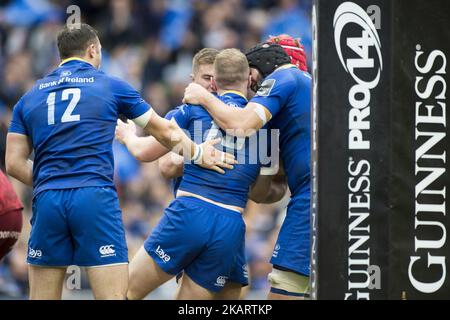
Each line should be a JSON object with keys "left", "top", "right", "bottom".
{"left": 99, "top": 245, "right": 116, "bottom": 257}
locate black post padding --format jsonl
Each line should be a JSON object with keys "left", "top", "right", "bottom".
{"left": 312, "top": 0, "right": 449, "bottom": 299}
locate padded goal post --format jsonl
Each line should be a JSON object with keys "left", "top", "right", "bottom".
{"left": 311, "top": 0, "right": 450, "bottom": 299}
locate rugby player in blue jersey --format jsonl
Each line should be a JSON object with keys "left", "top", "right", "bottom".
{"left": 183, "top": 37, "right": 311, "bottom": 300}
{"left": 116, "top": 47, "right": 287, "bottom": 299}
{"left": 5, "top": 24, "right": 234, "bottom": 300}
{"left": 120, "top": 48, "right": 220, "bottom": 196}
{"left": 116, "top": 49, "right": 285, "bottom": 300}
{"left": 158, "top": 48, "right": 219, "bottom": 191}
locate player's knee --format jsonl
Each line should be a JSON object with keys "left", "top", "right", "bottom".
{"left": 215, "top": 282, "right": 242, "bottom": 300}
{"left": 127, "top": 271, "right": 155, "bottom": 300}
{"left": 94, "top": 288, "right": 127, "bottom": 300}
{"left": 126, "top": 278, "right": 145, "bottom": 300}
{"left": 126, "top": 288, "right": 142, "bottom": 300}
{"left": 268, "top": 268, "right": 310, "bottom": 297}
{"left": 177, "top": 274, "right": 215, "bottom": 300}
{"left": 93, "top": 278, "right": 128, "bottom": 300}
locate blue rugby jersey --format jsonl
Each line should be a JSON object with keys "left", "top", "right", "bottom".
{"left": 9, "top": 58, "right": 151, "bottom": 196}
{"left": 169, "top": 91, "right": 272, "bottom": 208}
{"left": 251, "top": 65, "right": 311, "bottom": 198}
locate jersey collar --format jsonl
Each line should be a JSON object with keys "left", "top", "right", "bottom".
{"left": 275, "top": 63, "right": 297, "bottom": 71}
{"left": 59, "top": 57, "right": 94, "bottom": 67}
{"left": 220, "top": 90, "right": 248, "bottom": 102}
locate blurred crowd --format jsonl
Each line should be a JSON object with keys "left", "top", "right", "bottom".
{"left": 0, "top": 0, "right": 311, "bottom": 299}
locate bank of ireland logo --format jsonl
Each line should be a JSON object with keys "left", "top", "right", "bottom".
{"left": 61, "top": 70, "right": 72, "bottom": 77}
{"left": 99, "top": 245, "right": 116, "bottom": 258}
{"left": 226, "top": 102, "right": 240, "bottom": 108}
{"left": 333, "top": 2, "right": 383, "bottom": 89}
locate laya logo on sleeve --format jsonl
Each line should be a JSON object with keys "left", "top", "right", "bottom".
{"left": 256, "top": 79, "right": 276, "bottom": 97}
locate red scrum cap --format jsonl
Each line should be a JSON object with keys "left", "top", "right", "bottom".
{"left": 267, "top": 34, "right": 308, "bottom": 72}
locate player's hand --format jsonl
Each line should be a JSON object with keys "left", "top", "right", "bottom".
{"left": 182, "top": 83, "right": 210, "bottom": 105}
{"left": 115, "top": 119, "right": 137, "bottom": 145}
{"left": 197, "top": 138, "right": 238, "bottom": 174}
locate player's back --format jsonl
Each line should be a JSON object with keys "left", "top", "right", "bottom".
{"left": 258, "top": 66, "right": 311, "bottom": 197}
{"left": 172, "top": 92, "right": 267, "bottom": 208}
{"left": 9, "top": 58, "right": 149, "bottom": 196}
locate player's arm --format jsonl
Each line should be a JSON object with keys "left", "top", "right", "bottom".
{"left": 5, "top": 133, "right": 33, "bottom": 186}
{"left": 134, "top": 110, "right": 235, "bottom": 174}
{"left": 6, "top": 98, "right": 33, "bottom": 186}
{"left": 158, "top": 153, "right": 184, "bottom": 179}
{"left": 113, "top": 78, "right": 236, "bottom": 174}
{"left": 249, "top": 165, "right": 287, "bottom": 204}
{"left": 156, "top": 107, "right": 185, "bottom": 179}
{"left": 183, "top": 83, "right": 271, "bottom": 136}
{"left": 139, "top": 110, "right": 194, "bottom": 159}
{"left": 115, "top": 119, "right": 184, "bottom": 177}
{"left": 115, "top": 119, "right": 168, "bottom": 162}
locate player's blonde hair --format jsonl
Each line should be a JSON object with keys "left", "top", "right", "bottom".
{"left": 192, "top": 48, "right": 219, "bottom": 75}
{"left": 213, "top": 48, "right": 249, "bottom": 90}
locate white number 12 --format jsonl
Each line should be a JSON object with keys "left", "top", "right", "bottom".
{"left": 47, "top": 88, "right": 81, "bottom": 125}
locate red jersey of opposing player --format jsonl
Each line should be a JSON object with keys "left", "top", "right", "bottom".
{"left": 0, "top": 170, "right": 23, "bottom": 260}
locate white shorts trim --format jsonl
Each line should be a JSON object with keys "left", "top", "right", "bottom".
{"left": 268, "top": 268, "right": 310, "bottom": 294}
{"left": 27, "top": 263, "right": 69, "bottom": 268}
{"left": 28, "top": 262, "right": 129, "bottom": 268}
{"left": 84, "top": 262, "right": 129, "bottom": 269}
